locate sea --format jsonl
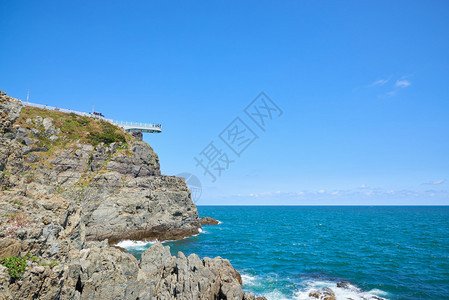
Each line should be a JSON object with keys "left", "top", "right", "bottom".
{"left": 118, "top": 206, "right": 449, "bottom": 300}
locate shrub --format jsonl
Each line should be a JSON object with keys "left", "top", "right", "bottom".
{"left": 88, "top": 120, "right": 126, "bottom": 145}
{"left": 1, "top": 256, "right": 27, "bottom": 279}
{"left": 88, "top": 131, "right": 126, "bottom": 145}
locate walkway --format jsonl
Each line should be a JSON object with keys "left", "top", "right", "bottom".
{"left": 21, "top": 101, "right": 162, "bottom": 134}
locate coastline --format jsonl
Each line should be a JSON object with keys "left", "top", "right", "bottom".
{"left": 0, "top": 90, "right": 262, "bottom": 299}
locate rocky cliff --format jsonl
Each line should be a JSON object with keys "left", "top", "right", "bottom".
{"left": 1, "top": 91, "right": 199, "bottom": 242}
{"left": 0, "top": 90, "right": 261, "bottom": 299}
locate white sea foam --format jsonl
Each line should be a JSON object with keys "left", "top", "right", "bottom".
{"left": 118, "top": 227, "right": 207, "bottom": 249}
{"left": 115, "top": 240, "right": 157, "bottom": 250}
{"left": 241, "top": 274, "right": 259, "bottom": 286}
{"left": 262, "top": 290, "right": 291, "bottom": 300}
{"left": 293, "top": 279, "right": 389, "bottom": 300}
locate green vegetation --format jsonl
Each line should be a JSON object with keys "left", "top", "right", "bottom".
{"left": 16, "top": 106, "right": 133, "bottom": 148}
{"left": 0, "top": 253, "right": 61, "bottom": 279}
{"left": 16, "top": 106, "right": 135, "bottom": 189}
{"left": 9, "top": 200, "right": 23, "bottom": 206}
{"left": 1, "top": 256, "right": 27, "bottom": 279}
{"left": 87, "top": 120, "right": 127, "bottom": 145}
{"left": 41, "top": 261, "right": 58, "bottom": 267}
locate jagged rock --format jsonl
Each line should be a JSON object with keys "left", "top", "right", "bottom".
{"left": 200, "top": 216, "right": 220, "bottom": 225}
{"left": 138, "top": 243, "right": 244, "bottom": 299}
{"left": 0, "top": 238, "right": 24, "bottom": 258}
{"left": 337, "top": 280, "right": 352, "bottom": 289}
{"left": 15, "top": 127, "right": 28, "bottom": 142}
{"left": 0, "top": 265, "right": 12, "bottom": 299}
{"left": 131, "top": 131, "right": 143, "bottom": 140}
{"left": 309, "top": 287, "right": 336, "bottom": 300}
{"left": 33, "top": 116, "right": 43, "bottom": 127}
{"left": 243, "top": 294, "right": 267, "bottom": 300}
{"left": 22, "top": 145, "right": 48, "bottom": 155}
{"left": 244, "top": 293, "right": 256, "bottom": 300}
{"left": 30, "top": 266, "right": 45, "bottom": 274}
{"left": 22, "top": 137, "right": 35, "bottom": 146}
{"left": 25, "top": 153, "right": 40, "bottom": 163}
{"left": 43, "top": 117, "right": 57, "bottom": 136}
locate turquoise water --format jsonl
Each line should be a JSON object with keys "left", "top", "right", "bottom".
{"left": 123, "top": 206, "right": 449, "bottom": 299}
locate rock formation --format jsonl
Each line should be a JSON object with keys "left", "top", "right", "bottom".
{"left": 1, "top": 91, "right": 200, "bottom": 243}
{"left": 0, "top": 90, "right": 261, "bottom": 299}
{"left": 199, "top": 217, "right": 220, "bottom": 225}
{"left": 309, "top": 287, "right": 336, "bottom": 300}
{"left": 131, "top": 131, "right": 143, "bottom": 140}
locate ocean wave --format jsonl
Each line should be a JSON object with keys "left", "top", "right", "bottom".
{"left": 115, "top": 240, "right": 157, "bottom": 250}
{"left": 241, "top": 272, "right": 293, "bottom": 300}
{"left": 240, "top": 272, "right": 389, "bottom": 300}
{"left": 241, "top": 273, "right": 259, "bottom": 286}
{"left": 293, "top": 279, "right": 389, "bottom": 300}
{"left": 118, "top": 228, "right": 207, "bottom": 250}
{"left": 263, "top": 290, "right": 292, "bottom": 300}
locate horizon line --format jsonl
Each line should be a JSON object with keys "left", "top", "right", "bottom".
{"left": 196, "top": 204, "right": 449, "bottom": 207}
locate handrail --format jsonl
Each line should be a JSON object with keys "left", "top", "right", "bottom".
{"left": 21, "top": 101, "right": 162, "bottom": 130}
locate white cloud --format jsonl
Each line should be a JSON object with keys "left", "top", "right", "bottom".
{"left": 422, "top": 179, "right": 446, "bottom": 185}
{"left": 233, "top": 187, "right": 449, "bottom": 204}
{"left": 360, "top": 184, "right": 367, "bottom": 189}
{"left": 370, "top": 79, "right": 389, "bottom": 86}
{"left": 395, "top": 80, "right": 411, "bottom": 88}
{"left": 430, "top": 179, "right": 445, "bottom": 185}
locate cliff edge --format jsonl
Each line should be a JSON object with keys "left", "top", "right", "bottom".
{"left": 1, "top": 91, "right": 200, "bottom": 242}
{"left": 0, "top": 90, "right": 262, "bottom": 299}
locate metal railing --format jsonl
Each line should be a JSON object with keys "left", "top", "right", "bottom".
{"left": 113, "top": 120, "right": 162, "bottom": 129}
{"left": 21, "top": 101, "right": 162, "bottom": 131}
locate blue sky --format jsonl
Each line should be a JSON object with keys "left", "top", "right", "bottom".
{"left": 1, "top": 1, "right": 448, "bottom": 205}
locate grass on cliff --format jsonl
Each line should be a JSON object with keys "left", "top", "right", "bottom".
{"left": 1, "top": 256, "right": 27, "bottom": 279}
{"left": 0, "top": 254, "right": 58, "bottom": 280}
{"left": 16, "top": 106, "right": 133, "bottom": 147}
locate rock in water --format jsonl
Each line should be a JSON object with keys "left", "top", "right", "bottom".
{"left": 309, "top": 287, "right": 336, "bottom": 300}
{"left": 200, "top": 216, "right": 220, "bottom": 225}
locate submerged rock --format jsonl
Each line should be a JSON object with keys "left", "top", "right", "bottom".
{"left": 309, "top": 287, "right": 336, "bottom": 300}
{"left": 200, "top": 216, "right": 220, "bottom": 225}
{"left": 243, "top": 294, "right": 268, "bottom": 300}
{"left": 337, "top": 280, "right": 352, "bottom": 289}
